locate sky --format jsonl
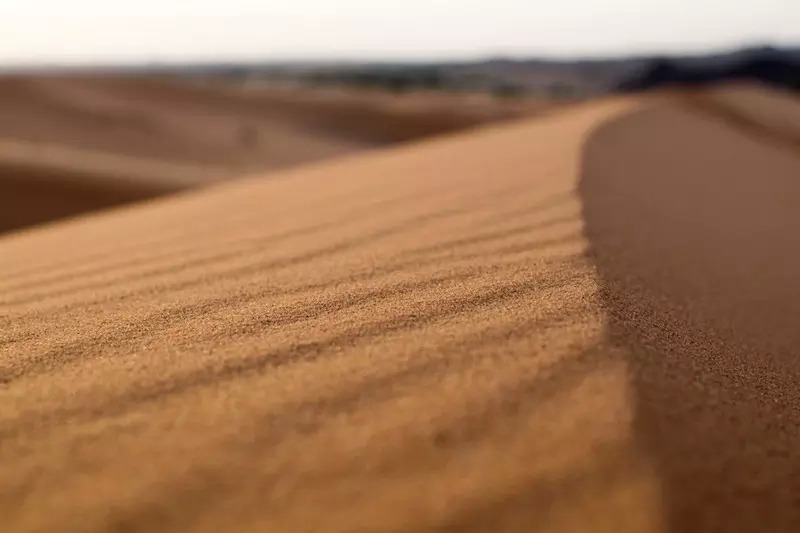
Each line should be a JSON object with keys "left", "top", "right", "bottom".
{"left": 1, "top": 0, "right": 798, "bottom": 65}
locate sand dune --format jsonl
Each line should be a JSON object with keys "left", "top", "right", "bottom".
{"left": 0, "top": 76, "right": 374, "bottom": 169}
{"left": 0, "top": 75, "right": 537, "bottom": 234}
{"left": 0, "top": 138, "right": 219, "bottom": 233}
{"left": 2, "top": 87, "right": 800, "bottom": 532}
{"left": 693, "top": 83, "right": 800, "bottom": 148}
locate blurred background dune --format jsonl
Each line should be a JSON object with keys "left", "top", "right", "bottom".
{"left": 0, "top": 74, "right": 554, "bottom": 233}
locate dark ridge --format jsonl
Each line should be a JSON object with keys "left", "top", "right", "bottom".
{"left": 618, "top": 47, "right": 800, "bottom": 92}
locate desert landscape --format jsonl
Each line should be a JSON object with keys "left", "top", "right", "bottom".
{"left": 2, "top": 65, "right": 800, "bottom": 533}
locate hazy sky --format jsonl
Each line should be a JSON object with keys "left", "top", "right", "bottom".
{"left": 1, "top": 0, "right": 798, "bottom": 65}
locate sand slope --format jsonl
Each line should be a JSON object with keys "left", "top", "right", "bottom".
{"left": 0, "top": 76, "right": 536, "bottom": 234}
{"left": 700, "top": 83, "right": 800, "bottom": 146}
{"left": 2, "top": 88, "right": 800, "bottom": 532}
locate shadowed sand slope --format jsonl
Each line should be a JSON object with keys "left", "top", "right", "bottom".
{"left": 699, "top": 83, "right": 800, "bottom": 147}
{"left": 1, "top": 88, "right": 799, "bottom": 532}
{"left": 581, "top": 101, "right": 800, "bottom": 532}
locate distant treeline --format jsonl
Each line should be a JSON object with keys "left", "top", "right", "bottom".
{"left": 56, "top": 45, "right": 798, "bottom": 98}
{"left": 303, "top": 66, "right": 446, "bottom": 91}
{"left": 250, "top": 47, "right": 800, "bottom": 98}
{"left": 257, "top": 64, "right": 533, "bottom": 97}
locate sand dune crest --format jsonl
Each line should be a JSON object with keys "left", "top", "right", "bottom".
{"left": 2, "top": 87, "right": 800, "bottom": 532}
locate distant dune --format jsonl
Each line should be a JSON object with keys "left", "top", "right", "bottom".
{"left": 0, "top": 75, "right": 543, "bottom": 234}
{"left": 2, "top": 84, "right": 800, "bottom": 532}
{"left": 696, "top": 84, "right": 800, "bottom": 146}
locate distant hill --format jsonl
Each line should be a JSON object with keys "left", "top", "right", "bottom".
{"left": 617, "top": 47, "right": 800, "bottom": 92}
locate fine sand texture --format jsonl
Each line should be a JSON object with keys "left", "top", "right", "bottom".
{"left": 2, "top": 87, "right": 800, "bottom": 532}
{"left": 0, "top": 75, "right": 539, "bottom": 234}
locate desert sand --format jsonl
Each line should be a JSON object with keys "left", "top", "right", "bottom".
{"left": 2, "top": 85, "right": 800, "bottom": 532}
{"left": 0, "top": 76, "right": 538, "bottom": 234}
